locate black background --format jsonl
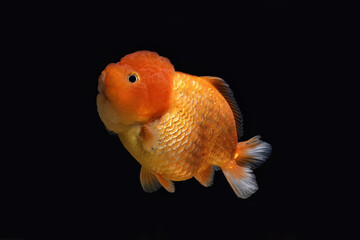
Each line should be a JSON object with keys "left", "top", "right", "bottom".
{"left": 1, "top": 1, "right": 337, "bottom": 239}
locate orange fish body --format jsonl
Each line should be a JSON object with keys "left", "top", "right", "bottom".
{"left": 97, "top": 51, "right": 271, "bottom": 198}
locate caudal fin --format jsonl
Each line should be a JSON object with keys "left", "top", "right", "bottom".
{"left": 222, "top": 136, "right": 271, "bottom": 198}
{"left": 235, "top": 135, "right": 271, "bottom": 169}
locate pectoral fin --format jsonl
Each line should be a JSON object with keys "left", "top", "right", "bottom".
{"left": 140, "top": 124, "right": 160, "bottom": 152}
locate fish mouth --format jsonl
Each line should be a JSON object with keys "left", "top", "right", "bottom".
{"left": 97, "top": 72, "right": 111, "bottom": 101}
{"left": 97, "top": 92, "right": 109, "bottom": 103}
{"left": 98, "top": 72, "right": 105, "bottom": 94}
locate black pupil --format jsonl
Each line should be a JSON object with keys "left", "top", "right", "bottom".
{"left": 128, "top": 74, "right": 137, "bottom": 83}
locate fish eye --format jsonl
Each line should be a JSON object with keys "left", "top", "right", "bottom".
{"left": 128, "top": 73, "right": 139, "bottom": 83}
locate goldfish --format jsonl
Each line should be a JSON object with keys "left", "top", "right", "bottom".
{"left": 96, "top": 50, "right": 271, "bottom": 198}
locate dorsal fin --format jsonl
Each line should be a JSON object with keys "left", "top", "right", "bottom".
{"left": 202, "top": 76, "right": 243, "bottom": 139}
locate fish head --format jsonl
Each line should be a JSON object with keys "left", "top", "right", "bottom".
{"left": 97, "top": 51, "right": 175, "bottom": 132}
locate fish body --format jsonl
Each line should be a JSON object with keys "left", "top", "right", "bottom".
{"left": 96, "top": 51, "right": 271, "bottom": 198}
{"left": 119, "top": 72, "right": 237, "bottom": 181}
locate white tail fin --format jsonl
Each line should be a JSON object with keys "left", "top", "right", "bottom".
{"left": 222, "top": 136, "right": 271, "bottom": 198}
{"left": 222, "top": 164, "right": 258, "bottom": 199}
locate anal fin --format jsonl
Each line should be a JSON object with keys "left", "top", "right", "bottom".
{"left": 194, "top": 165, "right": 215, "bottom": 187}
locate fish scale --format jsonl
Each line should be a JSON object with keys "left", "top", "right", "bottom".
{"left": 119, "top": 72, "right": 237, "bottom": 181}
